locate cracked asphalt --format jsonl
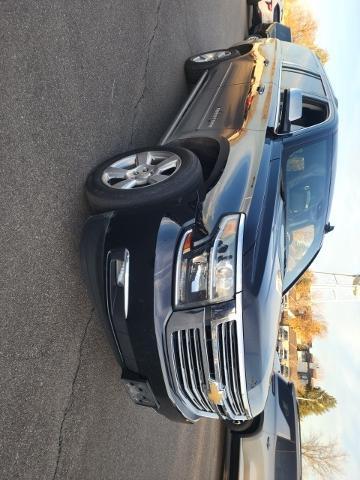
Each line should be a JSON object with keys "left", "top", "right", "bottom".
{"left": 0, "top": 1, "right": 247, "bottom": 479}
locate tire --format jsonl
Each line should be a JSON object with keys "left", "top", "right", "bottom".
{"left": 85, "top": 146, "right": 203, "bottom": 213}
{"left": 185, "top": 49, "right": 239, "bottom": 85}
{"left": 225, "top": 419, "right": 254, "bottom": 433}
{"left": 224, "top": 413, "right": 263, "bottom": 435}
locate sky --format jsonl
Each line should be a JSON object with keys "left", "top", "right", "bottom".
{"left": 297, "top": 1, "right": 360, "bottom": 478}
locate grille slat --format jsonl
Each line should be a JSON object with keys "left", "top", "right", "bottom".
{"left": 219, "top": 322, "right": 240, "bottom": 415}
{"left": 229, "top": 321, "right": 246, "bottom": 413}
{"left": 192, "top": 330, "right": 213, "bottom": 410}
{"left": 176, "top": 331, "right": 203, "bottom": 410}
{"left": 185, "top": 330, "right": 209, "bottom": 410}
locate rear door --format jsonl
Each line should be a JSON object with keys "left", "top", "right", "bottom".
{"left": 174, "top": 40, "right": 280, "bottom": 135}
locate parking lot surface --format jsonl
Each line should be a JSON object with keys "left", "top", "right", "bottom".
{"left": 0, "top": 1, "right": 247, "bottom": 479}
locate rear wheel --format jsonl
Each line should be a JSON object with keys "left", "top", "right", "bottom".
{"left": 184, "top": 49, "right": 239, "bottom": 84}
{"left": 86, "top": 146, "right": 203, "bottom": 213}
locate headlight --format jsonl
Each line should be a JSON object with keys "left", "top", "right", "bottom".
{"left": 175, "top": 214, "right": 244, "bottom": 308}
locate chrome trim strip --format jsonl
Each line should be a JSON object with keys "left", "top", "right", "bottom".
{"left": 113, "top": 248, "right": 130, "bottom": 319}
{"left": 174, "top": 229, "right": 192, "bottom": 307}
{"left": 159, "top": 71, "right": 208, "bottom": 145}
{"left": 229, "top": 320, "right": 245, "bottom": 414}
{"left": 219, "top": 322, "right": 239, "bottom": 415}
{"left": 236, "top": 214, "right": 245, "bottom": 293}
{"left": 235, "top": 294, "right": 252, "bottom": 417}
{"left": 273, "top": 62, "right": 283, "bottom": 133}
{"left": 123, "top": 249, "right": 130, "bottom": 319}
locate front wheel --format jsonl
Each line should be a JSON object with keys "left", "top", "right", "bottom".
{"left": 224, "top": 413, "right": 263, "bottom": 435}
{"left": 85, "top": 146, "right": 203, "bottom": 213}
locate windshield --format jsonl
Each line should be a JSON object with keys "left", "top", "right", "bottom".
{"left": 283, "top": 135, "right": 332, "bottom": 289}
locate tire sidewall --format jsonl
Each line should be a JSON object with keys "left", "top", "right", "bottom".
{"left": 86, "top": 146, "right": 203, "bottom": 213}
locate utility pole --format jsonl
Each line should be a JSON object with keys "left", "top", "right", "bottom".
{"left": 311, "top": 272, "right": 360, "bottom": 303}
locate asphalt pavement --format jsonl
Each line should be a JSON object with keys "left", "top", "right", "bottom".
{"left": 0, "top": 1, "right": 247, "bottom": 479}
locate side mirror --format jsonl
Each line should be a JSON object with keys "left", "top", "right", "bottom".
{"left": 324, "top": 222, "right": 335, "bottom": 234}
{"left": 278, "top": 88, "right": 303, "bottom": 134}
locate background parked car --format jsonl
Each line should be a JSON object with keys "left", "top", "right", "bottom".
{"left": 223, "top": 374, "right": 302, "bottom": 480}
{"left": 248, "top": 0, "right": 284, "bottom": 31}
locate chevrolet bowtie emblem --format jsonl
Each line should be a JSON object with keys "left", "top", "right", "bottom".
{"left": 208, "top": 381, "right": 224, "bottom": 405}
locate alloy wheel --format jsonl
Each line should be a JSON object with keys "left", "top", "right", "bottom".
{"left": 101, "top": 151, "right": 182, "bottom": 189}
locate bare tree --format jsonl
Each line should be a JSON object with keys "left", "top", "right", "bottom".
{"left": 302, "top": 433, "right": 347, "bottom": 478}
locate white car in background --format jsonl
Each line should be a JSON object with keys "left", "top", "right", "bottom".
{"left": 247, "top": 0, "right": 284, "bottom": 31}
{"left": 223, "top": 374, "right": 302, "bottom": 480}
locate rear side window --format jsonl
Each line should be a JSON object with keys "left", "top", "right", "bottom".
{"left": 281, "top": 68, "right": 326, "bottom": 97}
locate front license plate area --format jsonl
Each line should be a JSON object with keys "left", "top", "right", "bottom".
{"left": 123, "top": 379, "right": 159, "bottom": 409}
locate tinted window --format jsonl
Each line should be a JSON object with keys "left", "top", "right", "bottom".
{"left": 283, "top": 136, "right": 332, "bottom": 289}
{"left": 277, "top": 377, "right": 296, "bottom": 440}
{"left": 281, "top": 68, "right": 326, "bottom": 97}
{"left": 275, "top": 437, "right": 297, "bottom": 480}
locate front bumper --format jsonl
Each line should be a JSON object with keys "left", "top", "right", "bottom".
{"left": 81, "top": 211, "right": 188, "bottom": 422}
{"left": 81, "top": 211, "right": 253, "bottom": 423}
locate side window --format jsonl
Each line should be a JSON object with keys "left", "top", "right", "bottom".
{"left": 280, "top": 67, "right": 329, "bottom": 131}
{"left": 281, "top": 68, "right": 325, "bottom": 97}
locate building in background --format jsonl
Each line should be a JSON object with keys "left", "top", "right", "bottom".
{"left": 278, "top": 293, "right": 319, "bottom": 388}
{"left": 297, "top": 350, "right": 320, "bottom": 387}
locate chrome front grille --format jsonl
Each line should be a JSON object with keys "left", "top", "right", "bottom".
{"left": 167, "top": 307, "right": 250, "bottom": 421}
{"left": 171, "top": 328, "right": 213, "bottom": 412}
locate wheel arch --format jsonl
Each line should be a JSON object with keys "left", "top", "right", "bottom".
{"left": 166, "top": 135, "right": 230, "bottom": 191}
{"left": 226, "top": 410, "right": 265, "bottom": 436}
